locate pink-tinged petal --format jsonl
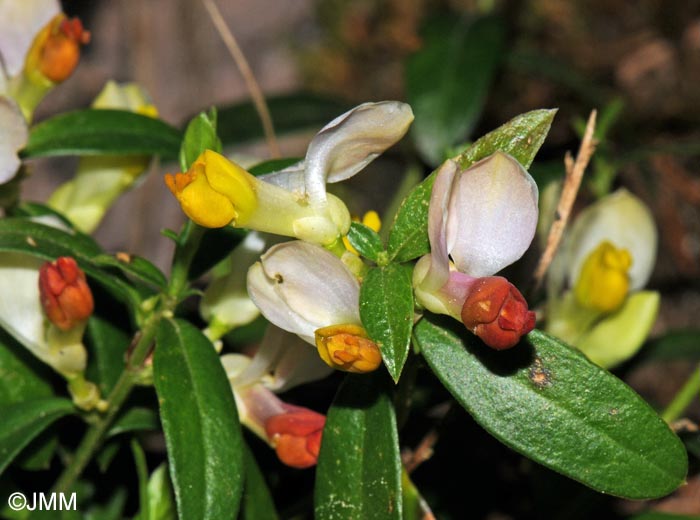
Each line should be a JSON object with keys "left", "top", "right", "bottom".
{"left": 448, "top": 152, "right": 539, "bottom": 277}
{"left": 0, "top": 97, "right": 28, "bottom": 183}
{"left": 247, "top": 241, "right": 361, "bottom": 343}
{"left": 0, "top": 0, "right": 60, "bottom": 78}
{"left": 303, "top": 101, "right": 413, "bottom": 204}
{"left": 422, "top": 160, "right": 458, "bottom": 291}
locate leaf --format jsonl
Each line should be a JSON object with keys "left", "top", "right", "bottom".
{"left": 144, "top": 464, "right": 177, "bottom": 520}
{"left": 179, "top": 109, "right": 222, "bottom": 171}
{"left": 0, "top": 328, "right": 53, "bottom": 406}
{"left": 347, "top": 222, "right": 384, "bottom": 262}
{"left": 0, "top": 398, "right": 74, "bottom": 475}
{"left": 22, "top": 109, "right": 182, "bottom": 160}
{"left": 386, "top": 108, "right": 557, "bottom": 262}
{"left": 0, "top": 218, "right": 142, "bottom": 311}
{"left": 314, "top": 373, "right": 402, "bottom": 520}
{"left": 92, "top": 254, "right": 167, "bottom": 290}
{"left": 359, "top": 264, "right": 414, "bottom": 381}
{"left": 188, "top": 226, "right": 246, "bottom": 280}
{"left": 414, "top": 316, "right": 688, "bottom": 499}
{"left": 241, "top": 444, "right": 279, "bottom": 520}
{"left": 154, "top": 318, "right": 244, "bottom": 520}
{"left": 108, "top": 407, "right": 160, "bottom": 438}
{"left": 640, "top": 329, "right": 700, "bottom": 363}
{"left": 216, "top": 93, "right": 351, "bottom": 146}
{"left": 85, "top": 316, "right": 130, "bottom": 395}
{"left": 406, "top": 15, "right": 505, "bottom": 165}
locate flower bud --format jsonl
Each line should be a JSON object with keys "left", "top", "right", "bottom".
{"left": 574, "top": 241, "right": 632, "bottom": 312}
{"left": 461, "top": 276, "right": 535, "bottom": 350}
{"left": 315, "top": 323, "right": 382, "bottom": 373}
{"left": 39, "top": 257, "right": 94, "bottom": 331}
{"left": 26, "top": 14, "right": 90, "bottom": 84}
{"left": 265, "top": 407, "right": 325, "bottom": 469}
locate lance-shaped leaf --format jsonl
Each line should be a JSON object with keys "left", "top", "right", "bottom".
{"left": 387, "top": 108, "right": 556, "bottom": 263}
{"left": 22, "top": 109, "right": 182, "bottom": 160}
{"left": 359, "top": 264, "right": 414, "bottom": 381}
{"left": 241, "top": 444, "right": 279, "bottom": 520}
{"left": 154, "top": 319, "right": 244, "bottom": 520}
{"left": 0, "top": 398, "right": 74, "bottom": 475}
{"left": 414, "top": 316, "right": 687, "bottom": 499}
{"left": 346, "top": 222, "right": 384, "bottom": 262}
{"left": 315, "top": 374, "right": 402, "bottom": 520}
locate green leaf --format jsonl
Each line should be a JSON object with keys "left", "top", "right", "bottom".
{"left": 414, "top": 316, "right": 688, "bottom": 499}
{"left": 406, "top": 15, "right": 505, "bottom": 165}
{"left": 248, "top": 158, "right": 301, "bottom": 176}
{"left": 92, "top": 254, "right": 167, "bottom": 290}
{"left": 640, "top": 329, "right": 700, "bottom": 363}
{"left": 0, "top": 219, "right": 142, "bottom": 311}
{"left": 347, "top": 222, "right": 384, "bottom": 262}
{"left": 629, "top": 514, "right": 700, "bottom": 520}
{"left": 23, "top": 109, "right": 182, "bottom": 159}
{"left": 0, "top": 398, "right": 74, "bottom": 475}
{"left": 315, "top": 373, "right": 402, "bottom": 520}
{"left": 108, "top": 407, "right": 160, "bottom": 438}
{"left": 241, "top": 444, "right": 279, "bottom": 520}
{"left": 188, "top": 227, "right": 246, "bottom": 280}
{"left": 86, "top": 316, "right": 130, "bottom": 395}
{"left": 0, "top": 328, "right": 53, "bottom": 406}
{"left": 179, "top": 109, "right": 222, "bottom": 171}
{"left": 216, "top": 93, "right": 351, "bottom": 146}
{"left": 154, "top": 318, "right": 244, "bottom": 520}
{"left": 359, "top": 264, "right": 414, "bottom": 381}
{"left": 144, "top": 464, "right": 177, "bottom": 520}
{"left": 386, "top": 108, "right": 557, "bottom": 262}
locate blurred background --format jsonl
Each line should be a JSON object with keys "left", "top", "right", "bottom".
{"left": 21, "top": 1, "right": 700, "bottom": 517}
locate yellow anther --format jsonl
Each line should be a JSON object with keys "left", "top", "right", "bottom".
{"left": 164, "top": 150, "right": 257, "bottom": 228}
{"left": 574, "top": 241, "right": 633, "bottom": 312}
{"left": 314, "top": 323, "right": 382, "bottom": 373}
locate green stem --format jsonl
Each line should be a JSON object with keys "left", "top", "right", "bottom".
{"left": 52, "top": 318, "right": 159, "bottom": 493}
{"left": 168, "top": 221, "right": 205, "bottom": 298}
{"left": 661, "top": 364, "right": 700, "bottom": 424}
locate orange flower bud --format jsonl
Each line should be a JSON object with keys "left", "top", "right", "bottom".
{"left": 315, "top": 324, "right": 382, "bottom": 373}
{"left": 461, "top": 276, "right": 535, "bottom": 350}
{"left": 27, "top": 14, "right": 90, "bottom": 84}
{"left": 265, "top": 407, "right": 325, "bottom": 469}
{"left": 39, "top": 257, "right": 94, "bottom": 331}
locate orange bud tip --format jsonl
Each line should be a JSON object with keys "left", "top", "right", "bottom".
{"left": 265, "top": 408, "right": 325, "bottom": 469}
{"left": 39, "top": 257, "right": 94, "bottom": 331}
{"left": 461, "top": 276, "right": 535, "bottom": 350}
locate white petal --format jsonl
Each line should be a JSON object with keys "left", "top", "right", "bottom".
{"left": 303, "top": 101, "right": 414, "bottom": 204}
{"left": 0, "top": 0, "right": 60, "bottom": 78}
{"left": 247, "top": 241, "right": 361, "bottom": 342}
{"left": 0, "top": 97, "right": 28, "bottom": 184}
{"left": 447, "top": 152, "right": 539, "bottom": 277}
{"left": 258, "top": 162, "right": 306, "bottom": 194}
{"left": 566, "top": 189, "right": 657, "bottom": 290}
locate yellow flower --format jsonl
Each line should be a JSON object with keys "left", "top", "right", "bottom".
{"left": 574, "top": 241, "right": 632, "bottom": 312}
{"left": 164, "top": 150, "right": 257, "bottom": 228}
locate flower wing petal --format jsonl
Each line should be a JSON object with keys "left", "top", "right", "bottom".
{"left": 448, "top": 152, "right": 539, "bottom": 277}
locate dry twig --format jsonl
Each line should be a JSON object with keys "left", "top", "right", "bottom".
{"left": 531, "top": 110, "right": 598, "bottom": 292}
{"left": 201, "top": 0, "right": 280, "bottom": 158}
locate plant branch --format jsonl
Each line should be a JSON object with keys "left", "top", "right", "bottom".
{"left": 201, "top": 0, "right": 280, "bottom": 158}
{"left": 531, "top": 110, "right": 598, "bottom": 293}
{"left": 661, "top": 364, "right": 700, "bottom": 424}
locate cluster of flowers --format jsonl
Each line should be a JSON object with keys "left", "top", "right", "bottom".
{"left": 0, "top": 0, "right": 659, "bottom": 470}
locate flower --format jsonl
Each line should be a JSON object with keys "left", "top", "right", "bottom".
{"left": 48, "top": 81, "right": 157, "bottom": 233}
{"left": 0, "top": 248, "right": 104, "bottom": 410}
{"left": 0, "top": 1, "right": 88, "bottom": 186}
{"left": 413, "top": 152, "right": 539, "bottom": 350}
{"left": 247, "top": 240, "right": 382, "bottom": 372}
{"left": 165, "top": 101, "right": 413, "bottom": 245}
{"left": 546, "top": 189, "right": 659, "bottom": 368}
{"left": 39, "top": 256, "right": 94, "bottom": 331}
{"left": 220, "top": 330, "right": 331, "bottom": 468}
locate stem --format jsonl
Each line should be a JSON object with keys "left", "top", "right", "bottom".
{"left": 168, "top": 221, "right": 205, "bottom": 298}
{"left": 661, "top": 365, "right": 700, "bottom": 424}
{"left": 52, "top": 318, "right": 159, "bottom": 493}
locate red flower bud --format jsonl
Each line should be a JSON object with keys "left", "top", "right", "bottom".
{"left": 461, "top": 276, "right": 535, "bottom": 350}
{"left": 39, "top": 257, "right": 94, "bottom": 331}
{"left": 265, "top": 407, "right": 325, "bottom": 469}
